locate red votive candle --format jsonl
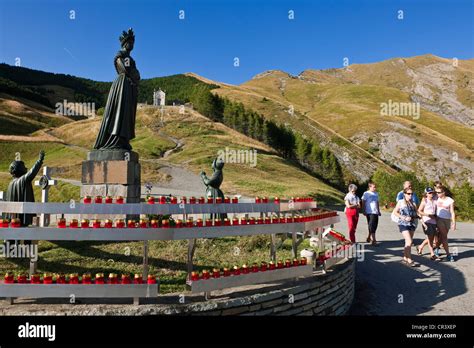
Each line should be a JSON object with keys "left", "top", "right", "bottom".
{"left": 265, "top": 217, "right": 271, "bottom": 224}
{"left": 116, "top": 196, "right": 124, "bottom": 204}
{"left": 205, "top": 219, "right": 212, "bottom": 227}
{"left": 133, "top": 274, "right": 143, "bottom": 284}
{"left": 207, "top": 197, "right": 213, "bottom": 204}
{"left": 198, "top": 197, "right": 205, "bottom": 204}
{"left": 224, "top": 196, "right": 230, "bottom": 204}
{"left": 159, "top": 196, "right": 167, "bottom": 204}
{"left": 273, "top": 197, "right": 280, "bottom": 204}
{"left": 0, "top": 219, "right": 9, "bottom": 228}
{"left": 232, "top": 217, "right": 239, "bottom": 225}
{"left": 92, "top": 219, "right": 101, "bottom": 228}
{"left": 175, "top": 219, "right": 183, "bottom": 228}
{"left": 4, "top": 272, "right": 14, "bottom": 284}
{"left": 232, "top": 196, "right": 239, "bottom": 204}
{"left": 30, "top": 273, "right": 42, "bottom": 284}
{"left": 277, "top": 261, "right": 284, "bottom": 269}
{"left": 212, "top": 268, "right": 221, "bottom": 278}
{"left": 257, "top": 217, "right": 263, "bottom": 225}
{"left": 251, "top": 263, "right": 259, "bottom": 273}
{"left": 242, "top": 264, "right": 249, "bottom": 274}
{"left": 249, "top": 218, "right": 256, "bottom": 225}
{"left": 116, "top": 219, "right": 125, "bottom": 228}
{"left": 43, "top": 273, "right": 53, "bottom": 284}
{"left": 11, "top": 218, "right": 21, "bottom": 228}
{"left": 17, "top": 273, "right": 28, "bottom": 284}
{"left": 279, "top": 217, "right": 286, "bottom": 224}
{"left": 121, "top": 274, "right": 131, "bottom": 284}
{"left": 82, "top": 273, "right": 92, "bottom": 284}
{"left": 56, "top": 274, "right": 66, "bottom": 284}
{"left": 94, "top": 273, "right": 105, "bottom": 284}
{"left": 214, "top": 219, "right": 222, "bottom": 227}
{"left": 260, "top": 262, "right": 268, "bottom": 272}
{"left": 215, "top": 197, "right": 222, "bottom": 204}
{"left": 191, "top": 271, "right": 200, "bottom": 281}
{"left": 224, "top": 218, "right": 230, "bottom": 226}
{"left": 240, "top": 217, "right": 248, "bottom": 225}
{"left": 81, "top": 219, "right": 90, "bottom": 228}
{"left": 147, "top": 275, "right": 157, "bottom": 284}
{"left": 300, "top": 257, "right": 307, "bottom": 266}
{"left": 269, "top": 261, "right": 276, "bottom": 270}
{"left": 202, "top": 270, "right": 210, "bottom": 280}
{"left": 108, "top": 273, "right": 118, "bottom": 284}
{"left": 293, "top": 258, "right": 299, "bottom": 267}
{"left": 94, "top": 196, "right": 103, "bottom": 204}
{"left": 150, "top": 219, "right": 159, "bottom": 228}
{"left": 104, "top": 219, "right": 113, "bottom": 228}
{"left": 189, "top": 196, "right": 196, "bottom": 204}
{"left": 232, "top": 266, "right": 241, "bottom": 276}
{"left": 161, "top": 219, "right": 169, "bottom": 228}
{"left": 186, "top": 218, "right": 194, "bottom": 228}
{"left": 262, "top": 197, "right": 268, "bottom": 203}
{"left": 139, "top": 219, "right": 148, "bottom": 228}
{"left": 147, "top": 196, "right": 155, "bottom": 204}
{"left": 127, "top": 220, "right": 136, "bottom": 228}
{"left": 170, "top": 196, "right": 178, "bottom": 204}
{"left": 69, "top": 273, "right": 79, "bottom": 284}
{"left": 83, "top": 195, "right": 92, "bottom": 204}
{"left": 223, "top": 268, "right": 231, "bottom": 277}
{"left": 285, "top": 259, "right": 292, "bottom": 268}
{"left": 255, "top": 197, "right": 261, "bottom": 204}
{"left": 181, "top": 196, "right": 187, "bottom": 204}
{"left": 58, "top": 218, "right": 66, "bottom": 228}
{"left": 69, "top": 219, "right": 78, "bottom": 228}
{"left": 105, "top": 196, "right": 113, "bottom": 204}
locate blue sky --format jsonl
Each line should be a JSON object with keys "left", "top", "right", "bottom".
{"left": 0, "top": 0, "right": 472, "bottom": 84}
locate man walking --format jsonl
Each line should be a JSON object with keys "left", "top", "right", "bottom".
{"left": 361, "top": 182, "right": 381, "bottom": 245}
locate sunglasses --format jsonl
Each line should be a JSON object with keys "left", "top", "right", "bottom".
{"left": 405, "top": 193, "right": 413, "bottom": 195}
{"left": 435, "top": 191, "right": 443, "bottom": 194}
{"left": 427, "top": 192, "right": 434, "bottom": 194}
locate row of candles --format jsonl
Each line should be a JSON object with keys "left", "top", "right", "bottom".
{"left": 0, "top": 211, "right": 337, "bottom": 229}
{"left": 54, "top": 211, "right": 337, "bottom": 228}
{"left": 190, "top": 257, "right": 308, "bottom": 281}
{"left": 82, "top": 195, "right": 315, "bottom": 204}
{"left": 3, "top": 272, "right": 157, "bottom": 285}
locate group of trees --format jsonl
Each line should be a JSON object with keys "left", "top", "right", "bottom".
{"left": 371, "top": 169, "right": 473, "bottom": 220}
{"left": 190, "top": 87, "right": 345, "bottom": 188}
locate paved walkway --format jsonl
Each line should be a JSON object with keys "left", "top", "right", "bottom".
{"left": 333, "top": 211, "right": 474, "bottom": 315}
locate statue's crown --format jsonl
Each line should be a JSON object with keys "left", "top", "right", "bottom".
{"left": 120, "top": 28, "right": 135, "bottom": 45}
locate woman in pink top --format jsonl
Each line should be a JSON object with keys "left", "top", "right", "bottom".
{"left": 417, "top": 187, "right": 438, "bottom": 260}
{"left": 433, "top": 185, "right": 456, "bottom": 262}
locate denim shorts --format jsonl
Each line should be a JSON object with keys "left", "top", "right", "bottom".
{"left": 398, "top": 225, "right": 415, "bottom": 233}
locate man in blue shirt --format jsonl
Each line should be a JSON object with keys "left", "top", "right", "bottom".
{"left": 396, "top": 181, "right": 420, "bottom": 205}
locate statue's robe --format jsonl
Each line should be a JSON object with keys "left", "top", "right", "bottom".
{"left": 94, "top": 50, "right": 140, "bottom": 150}
{"left": 6, "top": 158, "right": 43, "bottom": 226}
{"left": 201, "top": 162, "right": 227, "bottom": 220}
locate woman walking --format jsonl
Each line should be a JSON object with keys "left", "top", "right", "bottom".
{"left": 344, "top": 184, "right": 361, "bottom": 244}
{"left": 392, "top": 188, "right": 419, "bottom": 266}
{"left": 361, "top": 182, "right": 381, "bottom": 245}
{"left": 417, "top": 187, "right": 438, "bottom": 260}
{"left": 434, "top": 185, "right": 456, "bottom": 262}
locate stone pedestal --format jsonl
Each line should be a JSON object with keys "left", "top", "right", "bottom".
{"left": 81, "top": 150, "right": 141, "bottom": 220}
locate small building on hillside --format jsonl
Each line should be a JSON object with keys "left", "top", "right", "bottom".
{"left": 153, "top": 88, "right": 166, "bottom": 106}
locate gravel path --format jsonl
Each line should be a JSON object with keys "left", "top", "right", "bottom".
{"left": 336, "top": 211, "right": 474, "bottom": 315}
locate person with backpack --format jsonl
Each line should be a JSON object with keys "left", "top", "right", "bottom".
{"left": 417, "top": 187, "right": 438, "bottom": 260}
{"left": 392, "top": 188, "right": 419, "bottom": 266}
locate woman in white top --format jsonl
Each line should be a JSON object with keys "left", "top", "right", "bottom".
{"left": 434, "top": 185, "right": 456, "bottom": 262}
{"left": 344, "top": 184, "right": 361, "bottom": 243}
{"left": 417, "top": 187, "right": 438, "bottom": 260}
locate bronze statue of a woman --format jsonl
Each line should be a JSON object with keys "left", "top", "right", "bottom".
{"left": 94, "top": 28, "right": 140, "bottom": 150}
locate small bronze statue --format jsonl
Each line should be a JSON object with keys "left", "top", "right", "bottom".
{"left": 201, "top": 158, "right": 227, "bottom": 220}
{"left": 6, "top": 150, "right": 45, "bottom": 227}
{"left": 94, "top": 28, "right": 141, "bottom": 151}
